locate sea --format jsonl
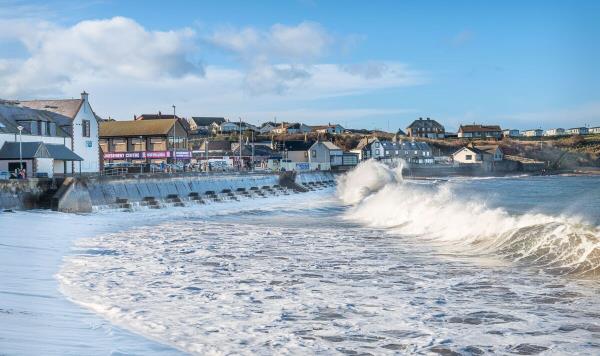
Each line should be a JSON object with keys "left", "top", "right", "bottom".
{"left": 1, "top": 161, "right": 600, "bottom": 355}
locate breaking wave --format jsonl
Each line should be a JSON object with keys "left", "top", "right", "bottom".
{"left": 337, "top": 160, "right": 600, "bottom": 277}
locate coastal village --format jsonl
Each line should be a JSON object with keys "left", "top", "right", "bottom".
{"left": 0, "top": 92, "right": 599, "bottom": 179}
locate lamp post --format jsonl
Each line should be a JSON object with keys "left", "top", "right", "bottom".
{"left": 17, "top": 125, "right": 23, "bottom": 171}
{"left": 238, "top": 117, "right": 242, "bottom": 171}
{"left": 139, "top": 135, "right": 144, "bottom": 174}
{"left": 172, "top": 105, "right": 176, "bottom": 169}
{"left": 251, "top": 129, "right": 255, "bottom": 171}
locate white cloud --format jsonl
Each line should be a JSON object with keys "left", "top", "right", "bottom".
{"left": 0, "top": 16, "right": 200, "bottom": 97}
{"left": 0, "top": 16, "right": 425, "bottom": 127}
{"left": 208, "top": 21, "right": 332, "bottom": 62}
{"left": 57, "top": 63, "right": 422, "bottom": 127}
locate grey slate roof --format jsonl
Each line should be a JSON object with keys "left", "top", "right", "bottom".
{"left": 0, "top": 102, "right": 71, "bottom": 136}
{"left": 192, "top": 117, "right": 226, "bottom": 126}
{"left": 377, "top": 140, "right": 432, "bottom": 152}
{"left": 0, "top": 142, "right": 82, "bottom": 160}
{"left": 407, "top": 118, "right": 444, "bottom": 130}
{"left": 18, "top": 99, "right": 82, "bottom": 119}
{"left": 274, "top": 140, "right": 315, "bottom": 151}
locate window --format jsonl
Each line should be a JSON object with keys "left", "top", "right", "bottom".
{"left": 466, "top": 154, "right": 472, "bottom": 160}
{"left": 375, "top": 149, "right": 380, "bottom": 155}
{"left": 311, "top": 150, "right": 316, "bottom": 158}
{"left": 37, "top": 121, "right": 43, "bottom": 135}
{"left": 82, "top": 120, "right": 90, "bottom": 137}
{"left": 385, "top": 150, "right": 389, "bottom": 155}
{"left": 304, "top": 151, "right": 308, "bottom": 158}
{"left": 29, "top": 121, "right": 37, "bottom": 135}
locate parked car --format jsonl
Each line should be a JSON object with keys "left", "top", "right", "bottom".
{"left": 0, "top": 171, "right": 10, "bottom": 180}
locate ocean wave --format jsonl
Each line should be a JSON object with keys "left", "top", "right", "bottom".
{"left": 337, "top": 160, "right": 600, "bottom": 277}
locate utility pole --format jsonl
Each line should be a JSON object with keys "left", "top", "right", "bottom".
{"left": 172, "top": 105, "right": 176, "bottom": 169}
{"left": 251, "top": 130, "right": 255, "bottom": 171}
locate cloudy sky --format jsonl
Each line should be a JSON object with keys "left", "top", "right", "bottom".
{"left": 0, "top": 0, "right": 598, "bottom": 131}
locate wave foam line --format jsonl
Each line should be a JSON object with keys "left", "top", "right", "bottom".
{"left": 336, "top": 160, "right": 600, "bottom": 277}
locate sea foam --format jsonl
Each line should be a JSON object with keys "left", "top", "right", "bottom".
{"left": 337, "top": 160, "right": 600, "bottom": 277}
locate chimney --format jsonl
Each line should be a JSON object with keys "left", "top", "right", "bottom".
{"left": 80, "top": 91, "right": 88, "bottom": 101}
{"left": 426, "top": 117, "right": 430, "bottom": 121}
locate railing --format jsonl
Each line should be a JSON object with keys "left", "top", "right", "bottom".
{"left": 101, "top": 167, "right": 128, "bottom": 176}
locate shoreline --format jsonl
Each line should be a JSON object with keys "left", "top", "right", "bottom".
{"left": 0, "top": 210, "right": 187, "bottom": 355}
{"left": 0, "top": 188, "right": 336, "bottom": 354}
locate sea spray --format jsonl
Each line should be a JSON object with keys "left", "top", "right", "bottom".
{"left": 337, "top": 160, "right": 600, "bottom": 277}
{"left": 337, "top": 159, "right": 404, "bottom": 205}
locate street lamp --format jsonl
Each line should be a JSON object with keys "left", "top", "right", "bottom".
{"left": 139, "top": 135, "right": 144, "bottom": 174}
{"left": 172, "top": 105, "right": 176, "bottom": 169}
{"left": 16, "top": 125, "right": 23, "bottom": 171}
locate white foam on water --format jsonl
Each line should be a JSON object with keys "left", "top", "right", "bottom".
{"left": 338, "top": 160, "right": 600, "bottom": 277}
{"left": 55, "top": 174, "right": 600, "bottom": 355}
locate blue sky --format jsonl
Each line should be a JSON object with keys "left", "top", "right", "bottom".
{"left": 0, "top": 0, "right": 598, "bottom": 131}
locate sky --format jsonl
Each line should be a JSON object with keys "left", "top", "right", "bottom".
{"left": 0, "top": 0, "right": 598, "bottom": 131}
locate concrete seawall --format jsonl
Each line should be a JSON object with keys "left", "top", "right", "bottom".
{"left": 403, "top": 160, "right": 546, "bottom": 177}
{"left": 0, "top": 178, "right": 59, "bottom": 210}
{"left": 55, "top": 171, "right": 336, "bottom": 213}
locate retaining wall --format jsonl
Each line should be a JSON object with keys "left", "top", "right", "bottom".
{"left": 55, "top": 171, "right": 337, "bottom": 213}
{"left": 0, "top": 179, "right": 58, "bottom": 210}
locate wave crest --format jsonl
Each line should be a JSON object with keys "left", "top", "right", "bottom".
{"left": 337, "top": 160, "right": 600, "bottom": 277}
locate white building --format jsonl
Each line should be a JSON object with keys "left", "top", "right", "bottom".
{"left": 544, "top": 128, "right": 565, "bottom": 136}
{"left": 452, "top": 145, "right": 504, "bottom": 164}
{"left": 566, "top": 127, "right": 589, "bottom": 135}
{"left": 18, "top": 92, "right": 100, "bottom": 173}
{"left": 259, "top": 122, "right": 278, "bottom": 134}
{"left": 502, "top": 129, "right": 521, "bottom": 138}
{"left": 308, "top": 140, "right": 344, "bottom": 170}
{"left": 355, "top": 137, "right": 433, "bottom": 164}
{"left": 219, "top": 121, "right": 258, "bottom": 134}
{"left": 272, "top": 123, "right": 312, "bottom": 134}
{"left": 0, "top": 100, "right": 83, "bottom": 177}
{"left": 312, "top": 124, "right": 345, "bottom": 135}
{"left": 590, "top": 127, "right": 600, "bottom": 134}
{"left": 523, "top": 129, "right": 544, "bottom": 137}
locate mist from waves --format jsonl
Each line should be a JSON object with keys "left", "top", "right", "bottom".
{"left": 337, "top": 160, "right": 600, "bottom": 278}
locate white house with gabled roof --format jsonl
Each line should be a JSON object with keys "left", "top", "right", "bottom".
{"left": 18, "top": 92, "right": 100, "bottom": 173}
